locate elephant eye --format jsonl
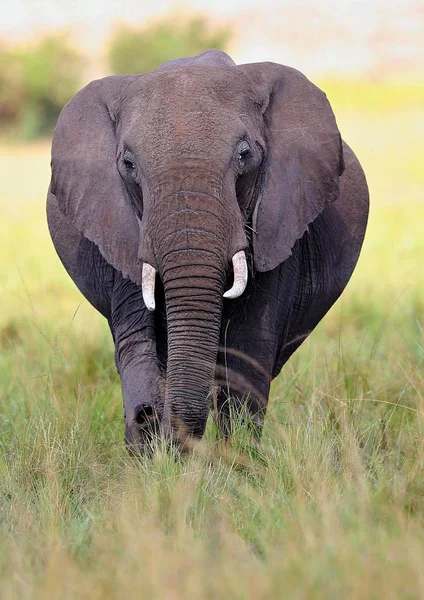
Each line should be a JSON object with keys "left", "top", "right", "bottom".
{"left": 237, "top": 141, "right": 251, "bottom": 169}
{"left": 124, "top": 157, "right": 135, "bottom": 170}
{"left": 121, "top": 150, "right": 139, "bottom": 183}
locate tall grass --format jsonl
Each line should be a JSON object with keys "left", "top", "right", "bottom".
{"left": 0, "top": 80, "right": 423, "bottom": 598}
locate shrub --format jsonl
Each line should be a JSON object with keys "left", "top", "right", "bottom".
{"left": 0, "top": 34, "right": 83, "bottom": 139}
{"left": 0, "top": 45, "right": 24, "bottom": 124}
{"left": 108, "top": 15, "right": 231, "bottom": 75}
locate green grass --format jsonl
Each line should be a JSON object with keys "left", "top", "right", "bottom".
{"left": 1, "top": 81, "right": 424, "bottom": 598}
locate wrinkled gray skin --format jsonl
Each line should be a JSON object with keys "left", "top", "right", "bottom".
{"left": 47, "top": 50, "right": 369, "bottom": 452}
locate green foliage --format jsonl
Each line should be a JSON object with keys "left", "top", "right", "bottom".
{"left": 108, "top": 15, "right": 231, "bottom": 75}
{"left": 0, "top": 35, "right": 82, "bottom": 139}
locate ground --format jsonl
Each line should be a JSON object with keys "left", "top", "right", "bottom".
{"left": 0, "top": 79, "right": 423, "bottom": 599}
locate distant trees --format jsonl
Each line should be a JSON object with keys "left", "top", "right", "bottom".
{"left": 0, "top": 35, "right": 82, "bottom": 139}
{"left": 108, "top": 16, "right": 231, "bottom": 75}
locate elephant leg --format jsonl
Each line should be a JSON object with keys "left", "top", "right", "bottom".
{"left": 215, "top": 267, "right": 299, "bottom": 441}
{"left": 215, "top": 325, "right": 278, "bottom": 441}
{"left": 110, "top": 276, "right": 165, "bottom": 453}
{"left": 215, "top": 277, "right": 286, "bottom": 440}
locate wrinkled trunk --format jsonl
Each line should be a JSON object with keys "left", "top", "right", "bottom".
{"left": 162, "top": 259, "right": 224, "bottom": 445}
{"left": 151, "top": 187, "right": 228, "bottom": 447}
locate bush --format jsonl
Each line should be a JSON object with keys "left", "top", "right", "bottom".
{"left": 108, "top": 15, "right": 231, "bottom": 75}
{"left": 0, "top": 35, "right": 83, "bottom": 139}
{"left": 0, "top": 45, "right": 24, "bottom": 123}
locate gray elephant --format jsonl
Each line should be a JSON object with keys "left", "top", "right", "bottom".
{"left": 47, "top": 49, "right": 368, "bottom": 452}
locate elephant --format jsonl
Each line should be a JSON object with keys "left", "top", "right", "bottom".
{"left": 47, "top": 49, "right": 369, "bottom": 453}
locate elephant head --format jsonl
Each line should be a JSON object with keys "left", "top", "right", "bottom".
{"left": 51, "top": 50, "right": 344, "bottom": 448}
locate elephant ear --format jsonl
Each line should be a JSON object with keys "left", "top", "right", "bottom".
{"left": 239, "top": 63, "right": 344, "bottom": 272}
{"left": 50, "top": 75, "right": 143, "bottom": 286}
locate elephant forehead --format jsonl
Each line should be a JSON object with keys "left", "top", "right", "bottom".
{"left": 121, "top": 67, "right": 254, "bottom": 135}
{"left": 139, "top": 66, "right": 250, "bottom": 106}
{"left": 124, "top": 114, "right": 243, "bottom": 165}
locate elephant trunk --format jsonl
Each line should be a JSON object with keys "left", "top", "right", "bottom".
{"left": 145, "top": 184, "right": 245, "bottom": 449}
{"left": 162, "top": 258, "right": 224, "bottom": 445}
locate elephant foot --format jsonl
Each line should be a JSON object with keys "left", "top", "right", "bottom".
{"left": 215, "top": 390, "right": 266, "bottom": 443}
{"left": 125, "top": 402, "right": 161, "bottom": 456}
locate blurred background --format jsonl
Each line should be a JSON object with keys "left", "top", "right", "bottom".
{"left": 0, "top": 0, "right": 423, "bottom": 138}
{"left": 0, "top": 0, "right": 423, "bottom": 408}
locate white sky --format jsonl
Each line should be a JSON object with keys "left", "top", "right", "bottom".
{"left": 1, "top": 0, "right": 422, "bottom": 76}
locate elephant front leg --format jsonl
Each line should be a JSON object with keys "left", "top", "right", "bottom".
{"left": 111, "top": 278, "right": 165, "bottom": 454}
{"left": 215, "top": 273, "right": 294, "bottom": 443}
{"left": 215, "top": 331, "right": 275, "bottom": 442}
{"left": 118, "top": 349, "right": 165, "bottom": 453}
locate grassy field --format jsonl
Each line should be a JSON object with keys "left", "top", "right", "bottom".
{"left": 0, "top": 80, "right": 423, "bottom": 598}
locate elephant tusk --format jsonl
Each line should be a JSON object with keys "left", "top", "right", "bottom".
{"left": 142, "top": 263, "right": 156, "bottom": 311}
{"left": 223, "top": 250, "right": 248, "bottom": 299}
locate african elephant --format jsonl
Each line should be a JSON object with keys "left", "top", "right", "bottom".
{"left": 47, "top": 49, "right": 369, "bottom": 452}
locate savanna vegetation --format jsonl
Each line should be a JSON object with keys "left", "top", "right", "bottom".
{"left": 0, "top": 35, "right": 82, "bottom": 139}
{"left": 0, "top": 65, "right": 423, "bottom": 599}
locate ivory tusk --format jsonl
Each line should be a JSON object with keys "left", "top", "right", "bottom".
{"left": 142, "top": 263, "right": 156, "bottom": 311}
{"left": 223, "top": 250, "right": 248, "bottom": 299}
